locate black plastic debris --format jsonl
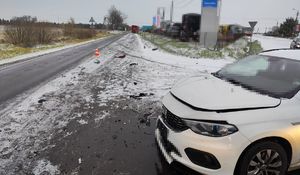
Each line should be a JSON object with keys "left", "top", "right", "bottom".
{"left": 129, "top": 93, "right": 154, "bottom": 99}
{"left": 129, "top": 63, "right": 138, "bottom": 66}
{"left": 38, "top": 99, "right": 47, "bottom": 104}
{"left": 152, "top": 48, "right": 158, "bottom": 51}
{"left": 138, "top": 112, "right": 152, "bottom": 126}
{"left": 133, "top": 82, "right": 138, "bottom": 85}
{"left": 112, "top": 135, "right": 118, "bottom": 140}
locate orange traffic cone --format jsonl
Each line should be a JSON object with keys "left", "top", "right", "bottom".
{"left": 95, "top": 49, "right": 100, "bottom": 57}
{"left": 94, "top": 49, "right": 101, "bottom": 64}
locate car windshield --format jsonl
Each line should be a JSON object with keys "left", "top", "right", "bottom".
{"left": 215, "top": 55, "right": 300, "bottom": 99}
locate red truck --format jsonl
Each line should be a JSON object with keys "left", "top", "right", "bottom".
{"left": 131, "top": 25, "right": 139, "bottom": 33}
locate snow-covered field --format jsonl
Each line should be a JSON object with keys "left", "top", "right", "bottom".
{"left": 0, "top": 33, "right": 232, "bottom": 174}
{"left": 253, "top": 34, "right": 292, "bottom": 50}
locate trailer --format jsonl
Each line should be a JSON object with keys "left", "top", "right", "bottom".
{"left": 131, "top": 25, "right": 139, "bottom": 33}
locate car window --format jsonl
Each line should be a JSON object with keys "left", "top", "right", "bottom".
{"left": 224, "top": 57, "right": 269, "bottom": 76}
{"left": 216, "top": 55, "right": 300, "bottom": 99}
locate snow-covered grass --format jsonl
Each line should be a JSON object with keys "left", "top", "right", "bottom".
{"left": 141, "top": 32, "right": 263, "bottom": 59}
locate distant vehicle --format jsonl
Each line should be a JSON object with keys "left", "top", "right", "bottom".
{"left": 167, "top": 23, "right": 182, "bottom": 38}
{"left": 140, "top": 25, "right": 153, "bottom": 32}
{"left": 219, "top": 24, "right": 245, "bottom": 42}
{"left": 156, "top": 49, "right": 300, "bottom": 175}
{"left": 180, "top": 13, "right": 201, "bottom": 41}
{"left": 161, "top": 20, "right": 172, "bottom": 35}
{"left": 131, "top": 25, "right": 139, "bottom": 33}
{"left": 290, "top": 37, "right": 300, "bottom": 49}
{"left": 242, "top": 27, "right": 253, "bottom": 37}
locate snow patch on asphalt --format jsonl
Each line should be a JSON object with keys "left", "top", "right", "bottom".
{"left": 33, "top": 159, "right": 60, "bottom": 175}
{"left": 77, "top": 119, "right": 88, "bottom": 125}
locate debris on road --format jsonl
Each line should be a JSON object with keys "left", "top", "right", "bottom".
{"left": 0, "top": 33, "right": 232, "bottom": 175}
{"left": 94, "top": 60, "right": 100, "bottom": 64}
{"left": 38, "top": 99, "right": 47, "bottom": 104}
{"left": 114, "top": 51, "right": 126, "bottom": 58}
{"left": 129, "top": 93, "right": 154, "bottom": 100}
{"left": 129, "top": 63, "right": 138, "bottom": 66}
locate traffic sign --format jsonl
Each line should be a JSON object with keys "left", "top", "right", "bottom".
{"left": 249, "top": 21, "right": 258, "bottom": 29}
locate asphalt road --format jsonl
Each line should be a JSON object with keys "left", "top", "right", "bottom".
{"left": 0, "top": 34, "right": 124, "bottom": 104}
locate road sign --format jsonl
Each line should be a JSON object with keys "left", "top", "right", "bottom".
{"left": 89, "top": 17, "right": 95, "bottom": 23}
{"left": 202, "top": 0, "right": 218, "bottom": 8}
{"left": 295, "top": 24, "right": 300, "bottom": 32}
{"left": 249, "top": 21, "right": 258, "bottom": 29}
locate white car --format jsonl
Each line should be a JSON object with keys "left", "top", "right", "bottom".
{"left": 155, "top": 49, "right": 300, "bottom": 175}
{"left": 290, "top": 38, "right": 300, "bottom": 49}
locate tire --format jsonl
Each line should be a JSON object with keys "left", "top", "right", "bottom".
{"left": 236, "top": 141, "right": 288, "bottom": 175}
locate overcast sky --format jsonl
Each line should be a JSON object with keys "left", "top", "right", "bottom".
{"left": 0, "top": 0, "right": 299, "bottom": 32}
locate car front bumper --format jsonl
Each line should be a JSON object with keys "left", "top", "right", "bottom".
{"left": 155, "top": 116, "right": 251, "bottom": 175}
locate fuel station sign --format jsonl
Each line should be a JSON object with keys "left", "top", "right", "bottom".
{"left": 202, "top": 0, "right": 218, "bottom": 8}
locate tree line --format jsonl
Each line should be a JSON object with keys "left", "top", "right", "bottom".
{"left": 1, "top": 6, "right": 128, "bottom": 47}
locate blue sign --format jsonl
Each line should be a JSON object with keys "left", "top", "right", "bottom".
{"left": 152, "top": 16, "right": 157, "bottom": 26}
{"left": 202, "top": 0, "right": 218, "bottom": 8}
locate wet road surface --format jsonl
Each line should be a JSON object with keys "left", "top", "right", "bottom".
{"left": 0, "top": 34, "right": 124, "bottom": 104}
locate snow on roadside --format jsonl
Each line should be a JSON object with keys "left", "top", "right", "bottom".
{"left": 33, "top": 160, "right": 60, "bottom": 175}
{"left": 136, "top": 34, "right": 233, "bottom": 73}
{"left": 0, "top": 36, "right": 124, "bottom": 175}
{"left": 253, "top": 34, "right": 292, "bottom": 50}
{"left": 0, "top": 33, "right": 231, "bottom": 174}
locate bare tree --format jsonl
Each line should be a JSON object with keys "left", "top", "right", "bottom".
{"left": 106, "top": 6, "right": 127, "bottom": 30}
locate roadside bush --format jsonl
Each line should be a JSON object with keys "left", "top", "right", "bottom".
{"left": 63, "top": 18, "right": 75, "bottom": 37}
{"left": 4, "top": 23, "right": 56, "bottom": 47}
{"left": 4, "top": 24, "right": 36, "bottom": 47}
{"left": 63, "top": 18, "right": 96, "bottom": 39}
{"left": 35, "top": 23, "right": 55, "bottom": 44}
{"left": 73, "top": 29, "right": 96, "bottom": 39}
{"left": 247, "top": 40, "right": 263, "bottom": 55}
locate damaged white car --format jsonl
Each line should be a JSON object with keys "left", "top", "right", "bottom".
{"left": 156, "top": 49, "right": 300, "bottom": 175}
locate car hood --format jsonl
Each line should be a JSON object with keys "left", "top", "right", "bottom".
{"left": 170, "top": 75, "right": 281, "bottom": 111}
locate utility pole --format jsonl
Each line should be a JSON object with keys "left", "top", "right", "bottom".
{"left": 170, "top": 0, "right": 174, "bottom": 24}
{"left": 293, "top": 8, "right": 299, "bottom": 21}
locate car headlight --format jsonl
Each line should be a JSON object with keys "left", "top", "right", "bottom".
{"left": 184, "top": 120, "right": 238, "bottom": 137}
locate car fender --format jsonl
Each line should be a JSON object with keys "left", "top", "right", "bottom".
{"left": 238, "top": 121, "right": 300, "bottom": 165}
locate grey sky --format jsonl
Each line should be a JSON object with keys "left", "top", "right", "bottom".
{"left": 0, "top": 0, "right": 299, "bottom": 31}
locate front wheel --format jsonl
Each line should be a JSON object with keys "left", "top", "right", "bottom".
{"left": 236, "top": 141, "right": 288, "bottom": 175}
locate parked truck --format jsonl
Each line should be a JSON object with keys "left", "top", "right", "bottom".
{"left": 180, "top": 13, "right": 201, "bottom": 41}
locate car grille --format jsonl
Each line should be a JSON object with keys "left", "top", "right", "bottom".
{"left": 157, "top": 119, "right": 181, "bottom": 156}
{"left": 162, "top": 106, "right": 189, "bottom": 132}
